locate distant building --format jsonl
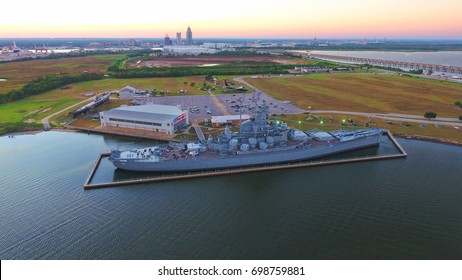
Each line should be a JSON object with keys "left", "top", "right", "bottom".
{"left": 202, "top": 43, "right": 232, "bottom": 49}
{"left": 164, "top": 34, "right": 173, "bottom": 46}
{"left": 119, "top": 86, "right": 137, "bottom": 99}
{"left": 211, "top": 115, "right": 250, "bottom": 128}
{"left": 163, "top": 46, "right": 218, "bottom": 55}
{"left": 294, "top": 66, "right": 329, "bottom": 73}
{"left": 123, "top": 39, "right": 142, "bottom": 47}
{"left": 100, "top": 104, "right": 189, "bottom": 135}
{"left": 87, "top": 42, "right": 104, "bottom": 48}
{"left": 186, "top": 26, "right": 193, "bottom": 46}
{"left": 176, "top": 32, "right": 182, "bottom": 45}
{"left": 12, "top": 41, "right": 20, "bottom": 53}
{"left": 312, "top": 37, "right": 318, "bottom": 46}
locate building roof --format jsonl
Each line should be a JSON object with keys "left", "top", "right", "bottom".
{"left": 211, "top": 115, "right": 251, "bottom": 123}
{"left": 120, "top": 86, "right": 136, "bottom": 92}
{"left": 104, "top": 104, "right": 185, "bottom": 122}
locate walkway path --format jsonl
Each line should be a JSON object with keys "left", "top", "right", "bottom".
{"left": 192, "top": 119, "right": 206, "bottom": 141}
{"left": 208, "top": 90, "right": 230, "bottom": 115}
{"left": 41, "top": 95, "right": 96, "bottom": 129}
{"left": 66, "top": 124, "right": 178, "bottom": 142}
{"left": 233, "top": 76, "right": 258, "bottom": 93}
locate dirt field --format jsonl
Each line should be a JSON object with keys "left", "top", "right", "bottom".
{"left": 0, "top": 54, "right": 124, "bottom": 94}
{"left": 130, "top": 55, "right": 312, "bottom": 68}
{"left": 245, "top": 73, "right": 462, "bottom": 118}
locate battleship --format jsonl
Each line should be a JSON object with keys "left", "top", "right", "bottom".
{"left": 109, "top": 101, "right": 384, "bottom": 172}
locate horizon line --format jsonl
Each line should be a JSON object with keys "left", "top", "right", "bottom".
{"left": 2, "top": 37, "right": 462, "bottom": 41}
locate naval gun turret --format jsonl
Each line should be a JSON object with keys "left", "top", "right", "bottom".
{"left": 207, "top": 100, "right": 293, "bottom": 154}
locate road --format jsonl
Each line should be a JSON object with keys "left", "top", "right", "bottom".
{"left": 308, "top": 110, "right": 461, "bottom": 126}
{"left": 406, "top": 73, "right": 462, "bottom": 84}
{"left": 41, "top": 95, "right": 97, "bottom": 129}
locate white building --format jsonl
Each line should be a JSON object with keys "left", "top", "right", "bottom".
{"left": 163, "top": 46, "right": 219, "bottom": 55}
{"left": 211, "top": 114, "right": 250, "bottom": 127}
{"left": 100, "top": 104, "right": 189, "bottom": 134}
{"left": 294, "top": 66, "right": 330, "bottom": 73}
{"left": 119, "top": 86, "right": 137, "bottom": 99}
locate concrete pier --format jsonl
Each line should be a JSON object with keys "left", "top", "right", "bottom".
{"left": 83, "top": 131, "right": 406, "bottom": 190}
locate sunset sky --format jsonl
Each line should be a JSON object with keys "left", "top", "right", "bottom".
{"left": 1, "top": 0, "right": 461, "bottom": 39}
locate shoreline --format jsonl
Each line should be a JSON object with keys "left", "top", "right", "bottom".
{"left": 3, "top": 127, "right": 462, "bottom": 148}
{"left": 3, "top": 127, "right": 78, "bottom": 137}
{"left": 396, "top": 133, "right": 462, "bottom": 147}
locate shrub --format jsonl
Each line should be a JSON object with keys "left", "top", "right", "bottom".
{"left": 424, "top": 112, "right": 437, "bottom": 119}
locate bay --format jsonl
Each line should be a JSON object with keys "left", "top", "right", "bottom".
{"left": 0, "top": 131, "right": 461, "bottom": 259}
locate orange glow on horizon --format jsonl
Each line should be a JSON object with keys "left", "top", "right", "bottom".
{"left": 1, "top": 0, "right": 461, "bottom": 39}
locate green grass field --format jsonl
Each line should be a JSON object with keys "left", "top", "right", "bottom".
{"left": 273, "top": 113, "right": 462, "bottom": 144}
{"left": 245, "top": 73, "right": 462, "bottom": 118}
{"left": 62, "top": 76, "right": 215, "bottom": 94}
{"left": 0, "top": 76, "right": 244, "bottom": 124}
{"left": 0, "top": 94, "right": 81, "bottom": 123}
{"left": 0, "top": 54, "right": 126, "bottom": 94}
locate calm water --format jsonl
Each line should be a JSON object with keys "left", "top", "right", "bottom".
{"left": 1, "top": 131, "right": 462, "bottom": 259}
{"left": 311, "top": 51, "right": 462, "bottom": 67}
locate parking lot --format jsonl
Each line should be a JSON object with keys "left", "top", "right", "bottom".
{"left": 141, "top": 95, "right": 220, "bottom": 122}
{"left": 139, "top": 90, "right": 304, "bottom": 122}
{"left": 217, "top": 91, "right": 304, "bottom": 116}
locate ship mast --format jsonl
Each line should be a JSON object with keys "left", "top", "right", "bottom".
{"left": 239, "top": 93, "right": 243, "bottom": 125}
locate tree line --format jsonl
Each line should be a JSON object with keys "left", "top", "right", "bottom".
{"left": 0, "top": 73, "right": 103, "bottom": 104}
{"left": 108, "top": 64, "right": 297, "bottom": 78}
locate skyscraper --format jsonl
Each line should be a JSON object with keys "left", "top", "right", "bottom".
{"left": 176, "top": 32, "right": 181, "bottom": 45}
{"left": 164, "top": 34, "right": 172, "bottom": 46}
{"left": 186, "top": 26, "right": 193, "bottom": 46}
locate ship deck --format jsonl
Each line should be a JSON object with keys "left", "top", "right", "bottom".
{"left": 117, "top": 137, "right": 341, "bottom": 163}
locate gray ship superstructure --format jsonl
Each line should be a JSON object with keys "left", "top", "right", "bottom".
{"left": 109, "top": 101, "right": 384, "bottom": 172}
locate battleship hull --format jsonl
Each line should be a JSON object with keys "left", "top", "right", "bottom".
{"left": 111, "top": 132, "right": 381, "bottom": 172}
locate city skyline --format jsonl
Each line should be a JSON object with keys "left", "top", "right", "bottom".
{"left": 1, "top": 0, "right": 461, "bottom": 39}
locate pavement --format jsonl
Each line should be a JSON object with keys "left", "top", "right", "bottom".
{"left": 308, "top": 110, "right": 461, "bottom": 126}
{"left": 232, "top": 76, "right": 304, "bottom": 115}
{"left": 406, "top": 73, "right": 462, "bottom": 84}
{"left": 208, "top": 90, "right": 230, "bottom": 115}
{"left": 66, "top": 124, "right": 178, "bottom": 142}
